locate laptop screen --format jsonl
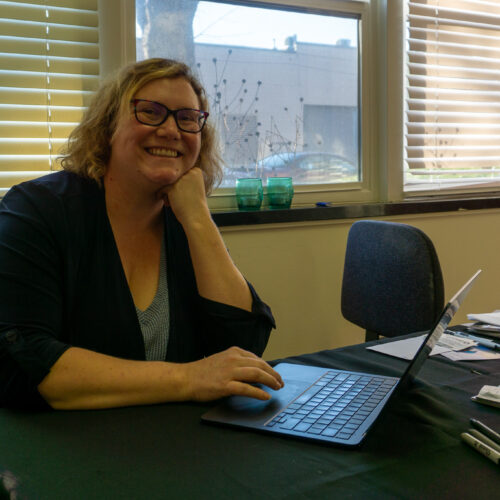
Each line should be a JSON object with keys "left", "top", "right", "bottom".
{"left": 402, "top": 269, "right": 481, "bottom": 385}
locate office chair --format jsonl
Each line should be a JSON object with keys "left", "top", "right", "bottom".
{"left": 341, "top": 220, "right": 444, "bottom": 342}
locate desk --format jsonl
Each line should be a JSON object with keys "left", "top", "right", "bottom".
{"left": 1, "top": 334, "right": 498, "bottom": 499}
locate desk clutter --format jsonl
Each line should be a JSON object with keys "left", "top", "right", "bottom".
{"left": 461, "top": 418, "right": 500, "bottom": 465}
{"left": 367, "top": 330, "right": 500, "bottom": 362}
{"left": 366, "top": 332, "right": 500, "bottom": 360}
{"left": 466, "top": 310, "right": 500, "bottom": 338}
{"left": 472, "top": 385, "right": 500, "bottom": 409}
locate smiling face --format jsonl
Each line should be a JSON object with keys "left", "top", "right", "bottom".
{"left": 106, "top": 77, "right": 203, "bottom": 194}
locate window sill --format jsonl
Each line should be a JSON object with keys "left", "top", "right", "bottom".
{"left": 212, "top": 195, "right": 500, "bottom": 227}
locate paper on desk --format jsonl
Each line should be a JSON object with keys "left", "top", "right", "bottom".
{"left": 437, "top": 333, "right": 476, "bottom": 351}
{"left": 440, "top": 345, "right": 500, "bottom": 361}
{"left": 366, "top": 333, "right": 474, "bottom": 361}
{"left": 467, "top": 310, "right": 500, "bottom": 326}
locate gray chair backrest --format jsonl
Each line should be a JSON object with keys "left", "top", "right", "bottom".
{"left": 341, "top": 220, "right": 444, "bottom": 341}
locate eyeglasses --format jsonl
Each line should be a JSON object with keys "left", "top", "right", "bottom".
{"left": 131, "top": 99, "right": 209, "bottom": 133}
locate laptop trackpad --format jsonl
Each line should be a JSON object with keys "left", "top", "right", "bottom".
{"left": 202, "top": 363, "right": 328, "bottom": 426}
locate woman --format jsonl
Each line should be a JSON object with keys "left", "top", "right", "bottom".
{"left": 0, "top": 58, "right": 283, "bottom": 410}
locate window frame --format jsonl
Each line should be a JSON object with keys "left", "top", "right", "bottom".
{"left": 5, "top": 1, "right": 497, "bottom": 210}
{"left": 385, "top": 0, "right": 405, "bottom": 203}
{"left": 99, "top": 0, "right": 379, "bottom": 210}
{"left": 99, "top": 0, "right": 500, "bottom": 213}
{"left": 400, "top": 0, "right": 500, "bottom": 199}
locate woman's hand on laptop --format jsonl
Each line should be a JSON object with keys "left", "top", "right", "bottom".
{"left": 181, "top": 347, "right": 284, "bottom": 402}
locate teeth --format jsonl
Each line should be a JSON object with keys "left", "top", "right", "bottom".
{"left": 147, "top": 148, "right": 179, "bottom": 157}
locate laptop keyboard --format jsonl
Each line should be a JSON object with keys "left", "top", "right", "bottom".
{"left": 265, "top": 370, "right": 397, "bottom": 440}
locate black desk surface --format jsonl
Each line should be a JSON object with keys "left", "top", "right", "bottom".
{"left": 1, "top": 334, "right": 499, "bottom": 499}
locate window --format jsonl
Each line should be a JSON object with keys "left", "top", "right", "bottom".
{"left": 404, "top": 0, "right": 500, "bottom": 195}
{"left": 0, "top": 0, "right": 100, "bottom": 196}
{"left": 3, "top": 1, "right": 499, "bottom": 210}
{"left": 135, "top": 0, "right": 370, "bottom": 208}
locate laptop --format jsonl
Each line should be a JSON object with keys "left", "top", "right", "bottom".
{"left": 202, "top": 270, "right": 481, "bottom": 447}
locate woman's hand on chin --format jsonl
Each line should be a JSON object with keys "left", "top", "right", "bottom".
{"left": 159, "top": 167, "right": 210, "bottom": 227}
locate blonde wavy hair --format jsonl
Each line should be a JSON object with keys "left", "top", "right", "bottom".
{"left": 59, "top": 58, "right": 223, "bottom": 194}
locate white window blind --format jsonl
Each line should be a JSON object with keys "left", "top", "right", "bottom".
{"left": 0, "top": 0, "right": 99, "bottom": 194}
{"left": 405, "top": 0, "right": 500, "bottom": 193}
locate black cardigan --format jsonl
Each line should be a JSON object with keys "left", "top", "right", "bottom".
{"left": 0, "top": 171, "right": 275, "bottom": 408}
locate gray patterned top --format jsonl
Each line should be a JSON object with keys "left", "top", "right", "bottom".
{"left": 135, "top": 238, "right": 169, "bottom": 361}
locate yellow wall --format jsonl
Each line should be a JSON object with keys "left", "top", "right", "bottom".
{"left": 220, "top": 209, "right": 500, "bottom": 360}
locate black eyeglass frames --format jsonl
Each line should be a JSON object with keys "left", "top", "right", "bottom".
{"left": 131, "top": 99, "right": 209, "bottom": 133}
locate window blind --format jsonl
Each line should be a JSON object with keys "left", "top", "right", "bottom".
{"left": 0, "top": 0, "right": 99, "bottom": 194}
{"left": 405, "top": 0, "right": 500, "bottom": 193}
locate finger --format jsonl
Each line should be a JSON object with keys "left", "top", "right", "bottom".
{"left": 235, "top": 355, "right": 284, "bottom": 388}
{"left": 219, "top": 348, "right": 284, "bottom": 387}
{"left": 235, "top": 366, "right": 284, "bottom": 391}
{"left": 226, "top": 352, "right": 283, "bottom": 384}
{"left": 227, "top": 381, "right": 272, "bottom": 401}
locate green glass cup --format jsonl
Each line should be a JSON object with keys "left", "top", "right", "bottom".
{"left": 235, "top": 178, "right": 263, "bottom": 211}
{"left": 267, "top": 177, "right": 294, "bottom": 209}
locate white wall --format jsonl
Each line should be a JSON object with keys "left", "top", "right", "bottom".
{"left": 220, "top": 209, "right": 500, "bottom": 360}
